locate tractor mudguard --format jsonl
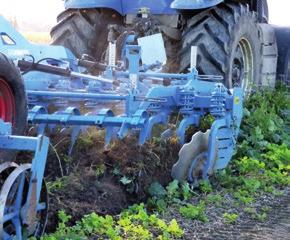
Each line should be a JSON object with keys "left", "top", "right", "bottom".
{"left": 171, "top": 0, "right": 224, "bottom": 9}
{"left": 64, "top": 0, "right": 177, "bottom": 15}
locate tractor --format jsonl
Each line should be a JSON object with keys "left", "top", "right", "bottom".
{"left": 51, "top": 0, "right": 278, "bottom": 93}
{"left": 0, "top": 16, "right": 246, "bottom": 237}
{"left": 0, "top": 0, "right": 289, "bottom": 236}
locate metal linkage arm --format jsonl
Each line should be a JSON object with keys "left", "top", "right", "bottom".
{"left": 18, "top": 60, "right": 114, "bottom": 84}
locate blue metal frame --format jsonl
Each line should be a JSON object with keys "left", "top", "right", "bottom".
{"left": 0, "top": 16, "right": 114, "bottom": 98}
{"left": 0, "top": 21, "right": 244, "bottom": 237}
{"left": 0, "top": 120, "right": 49, "bottom": 240}
{"left": 0, "top": 16, "right": 74, "bottom": 62}
{"left": 0, "top": 11, "right": 245, "bottom": 238}
{"left": 25, "top": 44, "right": 243, "bottom": 176}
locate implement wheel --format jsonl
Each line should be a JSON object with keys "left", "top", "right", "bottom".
{"left": 0, "top": 163, "right": 48, "bottom": 239}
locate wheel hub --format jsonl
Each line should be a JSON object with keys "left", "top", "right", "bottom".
{"left": 232, "top": 38, "right": 254, "bottom": 93}
{"left": 188, "top": 152, "right": 208, "bottom": 186}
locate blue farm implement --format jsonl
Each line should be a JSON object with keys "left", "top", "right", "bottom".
{"left": 0, "top": 16, "right": 114, "bottom": 106}
{"left": 19, "top": 44, "right": 244, "bottom": 184}
{"left": 0, "top": 15, "right": 245, "bottom": 239}
{"left": 1, "top": 0, "right": 290, "bottom": 236}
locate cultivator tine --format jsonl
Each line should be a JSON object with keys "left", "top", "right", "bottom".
{"left": 68, "top": 126, "right": 81, "bottom": 155}
{"left": 176, "top": 115, "right": 200, "bottom": 145}
{"left": 171, "top": 130, "right": 210, "bottom": 183}
{"left": 161, "top": 128, "right": 175, "bottom": 140}
{"left": 139, "top": 113, "right": 168, "bottom": 144}
{"left": 28, "top": 106, "right": 48, "bottom": 135}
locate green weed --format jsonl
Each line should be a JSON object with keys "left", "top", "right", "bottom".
{"left": 40, "top": 204, "right": 184, "bottom": 240}
{"left": 179, "top": 201, "right": 208, "bottom": 222}
{"left": 223, "top": 213, "right": 238, "bottom": 224}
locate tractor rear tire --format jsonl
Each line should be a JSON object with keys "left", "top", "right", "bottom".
{"left": 0, "top": 53, "right": 27, "bottom": 163}
{"left": 50, "top": 8, "right": 123, "bottom": 61}
{"left": 180, "top": 2, "right": 262, "bottom": 92}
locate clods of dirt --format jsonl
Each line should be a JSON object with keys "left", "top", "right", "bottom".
{"left": 43, "top": 129, "right": 180, "bottom": 232}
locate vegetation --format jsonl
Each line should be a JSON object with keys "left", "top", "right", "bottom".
{"left": 179, "top": 202, "right": 208, "bottom": 222}
{"left": 37, "top": 204, "right": 184, "bottom": 240}
{"left": 41, "top": 85, "right": 289, "bottom": 239}
{"left": 223, "top": 213, "right": 238, "bottom": 224}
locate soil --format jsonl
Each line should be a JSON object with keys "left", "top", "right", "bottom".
{"left": 163, "top": 188, "right": 290, "bottom": 240}
{"left": 16, "top": 128, "right": 290, "bottom": 238}
{"left": 42, "top": 129, "right": 180, "bottom": 232}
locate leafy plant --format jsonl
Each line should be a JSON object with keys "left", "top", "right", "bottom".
{"left": 179, "top": 201, "right": 208, "bottom": 222}
{"left": 205, "top": 194, "right": 223, "bottom": 206}
{"left": 181, "top": 182, "right": 192, "bottom": 200}
{"left": 46, "top": 176, "right": 69, "bottom": 193}
{"left": 233, "top": 190, "right": 254, "bottom": 205}
{"left": 223, "top": 213, "right": 238, "bottom": 224}
{"left": 42, "top": 205, "right": 184, "bottom": 240}
{"left": 199, "top": 180, "right": 213, "bottom": 194}
{"left": 166, "top": 180, "right": 180, "bottom": 199}
{"left": 148, "top": 182, "right": 167, "bottom": 198}
{"left": 244, "top": 207, "right": 268, "bottom": 221}
{"left": 237, "top": 86, "right": 289, "bottom": 158}
{"left": 94, "top": 163, "right": 106, "bottom": 177}
{"left": 120, "top": 176, "right": 133, "bottom": 185}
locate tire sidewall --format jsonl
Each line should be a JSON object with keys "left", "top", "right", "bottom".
{"left": 0, "top": 53, "right": 27, "bottom": 134}
{"left": 0, "top": 53, "right": 27, "bottom": 162}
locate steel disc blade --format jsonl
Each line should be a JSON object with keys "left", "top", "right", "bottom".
{"left": 171, "top": 130, "right": 210, "bottom": 182}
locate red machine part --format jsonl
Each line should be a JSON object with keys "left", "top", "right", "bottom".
{"left": 0, "top": 77, "right": 15, "bottom": 124}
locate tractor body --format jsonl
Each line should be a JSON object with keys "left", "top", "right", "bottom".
{"left": 51, "top": 0, "right": 274, "bottom": 92}
{"left": 64, "top": 0, "right": 262, "bottom": 16}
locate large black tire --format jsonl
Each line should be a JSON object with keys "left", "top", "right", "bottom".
{"left": 180, "top": 2, "right": 262, "bottom": 91}
{"left": 275, "top": 27, "right": 290, "bottom": 83}
{"left": 50, "top": 9, "right": 123, "bottom": 60}
{"left": 0, "top": 53, "right": 27, "bottom": 163}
